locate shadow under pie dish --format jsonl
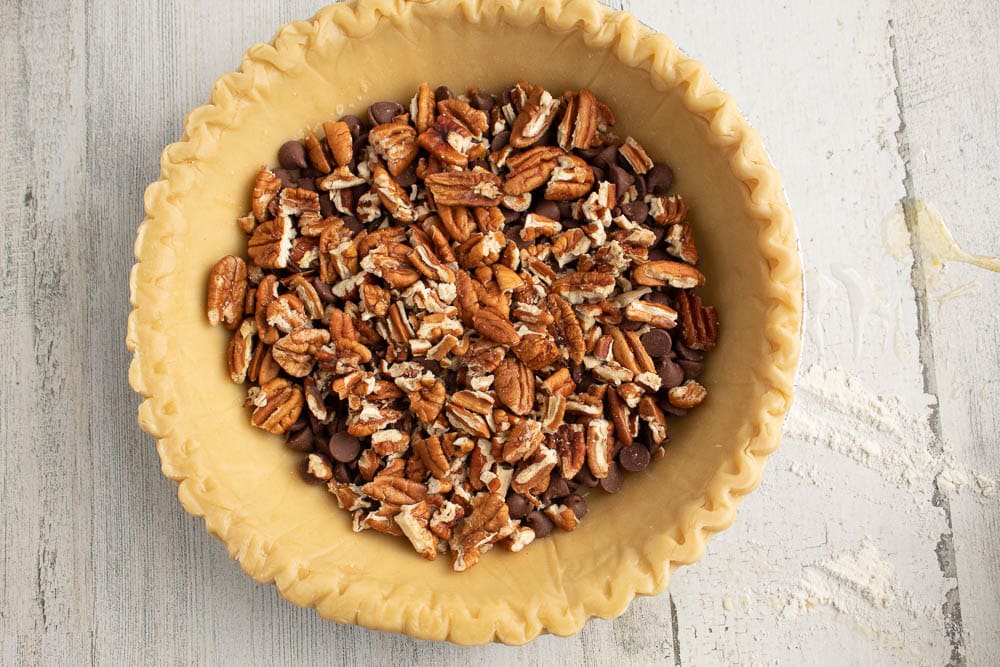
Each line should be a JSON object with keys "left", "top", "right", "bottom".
{"left": 128, "top": 0, "right": 802, "bottom": 646}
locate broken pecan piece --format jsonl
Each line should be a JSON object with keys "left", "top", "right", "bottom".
{"left": 632, "top": 260, "right": 706, "bottom": 288}
{"left": 250, "top": 378, "right": 303, "bottom": 434}
{"left": 494, "top": 355, "right": 535, "bottom": 416}
{"left": 675, "top": 290, "right": 719, "bottom": 351}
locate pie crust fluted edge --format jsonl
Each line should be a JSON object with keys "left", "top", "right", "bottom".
{"left": 127, "top": 0, "right": 802, "bottom": 645}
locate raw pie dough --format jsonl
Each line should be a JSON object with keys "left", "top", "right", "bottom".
{"left": 127, "top": 0, "right": 802, "bottom": 645}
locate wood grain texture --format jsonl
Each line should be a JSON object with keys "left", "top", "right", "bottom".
{"left": 1, "top": 0, "right": 996, "bottom": 664}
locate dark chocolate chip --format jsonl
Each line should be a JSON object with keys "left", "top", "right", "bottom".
{"left": 532, "top": 125, "right": 558, "bottom": 147}
{"left": 545, "top": 477, "right": 571, "bottom": 502}
{"left": 593, "top": 144, "right": 619, "bottom": 169}
{"left": 368, "top": 101, "right": 404, "bottom": 126}
{"left": 504, "top": 224, "right": 524, "bottom": 242}
{"left": 501, "top": 87, "right": 513, "bottom": 106}
{"left": 569, "top": 361, "right": 583, "bottom": 384}
{"left": 646, "top": 291, "right": 672, "bottom": 306}
{"left": 328, "top": 431, "right": 361, "bottom": 463}
{"left": 319, "top": 192, "right": 334, "bottom": 218}
{"left": 657, "top": 358, "right": 685, "bottom": 389}
{"left": 574, "top": 467, "right": 600, "bottom": 488}
{"left": 590, "top": 166, "right": 605, "bottom": 184}
{"left": 332, "top": 462, "right": 351, "bottom": 484}
{"left": 619, "top": 444, "right": 651, "bottom": 472}
{"left": 677, "top": 359, "right": 705, "bottom": 380}
{"left": 599, "top": 462, "right": 624, "bottom": 493}
{"left": 299, "top": 455, "right": 331, "bottom": 485}
{"left": 339, "top": 114, "right": 363, "bottom": 140}
{"left": 533, "top": 200, "right": 561, "bottom": 220}
{"left": 273, "top": 168, "right": 298, "bottom": 190}
{"left": 525, "top": 511, "right": 555, "bottom": 538}
{"left": 645, "top": 163, "right": 674, "bottom": 194}
{"left": 661, "top": 401, "right": 688, "bottom": 417}
{"left": 506, "top": 493, "right": 531, "bottom": 520}
{"left": 633, "top": 173, "right": 648, "bottom": 198}
{"left": 619, "top": 200, "right": 648, "bottom": 224}
{"left": 564, "top": 494, "right": 588, "bottom": 519}
{"left": 343, "top": 215, "right": 364, "bottom": 233}
{"left": 557, "top": 201, "right": 574, "bottom": 219}
{"left": 501, "top": 207, "right": 522, "bottom": 225}
{"left": 395, "top": 161, "right": 418, "bottom": 189}
{"left": 641, "top": 329, "right": 672, "bottom": 358}
{"left": 296, "top": 177, "right": 317, "bottom": 192}
{"left": 312, "top": 277, "right": 337, "bottom": 305}
{"left": 491, "top": 131, "right": 511, "bottom": 152}
{"left": 469, "top": 158, "right": 490, "bottom": 172}
{"left": 673, "top": 340, "right": 704, "bottom": 362}
{"left": 417, "top": 359, "right": 443, "bottom": 376}
{"left": 278, "top": 141, "right": 309, "bottom": 170}
{"left": 621, "top": 319, "right": 643, "bottom": 332}
{"left": 608, "top": 165, "right": 634, "bottom": 202}
{"left": 575, "top": 146, "right": 602, "bottom": 160}
{"left": 469, "top": 91, "right": 495, "bottom": 112}
{"left": 307, "top": 412, "right": 323, "bottom": 435}
{"left": 648, "top": 248, "right": 671, "bottom": 262}
{"left": 286, "top": 426, "right": 315, "bottom": 452}
{"left": 434, "top": 85, "right": 455, "bottom": 103}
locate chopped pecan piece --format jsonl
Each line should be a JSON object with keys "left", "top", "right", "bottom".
{"left": 618, "top": 136, "right": 653, "bottom": 174}
{"left": 648, "top": 194, "right": 688, "bottom": 226}
{"left": 666, "top": 223, "right": 698, "bottom": 264}
{"left": 251, "top": 168, "right": 281, "bottom": 221}
{"left": 271, "top": 328, "right": 330, "bottom": 377}
{"left": 510, "top": 81, "right": 561, "bottom": 148}
{"left": 369, "top": 121, "right": 419, "bottom": 176}
{"left": 227, "top": 319, "right": 255, "bottom": 383}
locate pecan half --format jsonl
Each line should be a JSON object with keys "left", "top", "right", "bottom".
{"left": 425, "top": 170, "right": 503, "bottom": 207}
{"left": 271, "top": 328, "right": 330, "bottom": 377}
{"left": 675, "top": 290, "right": 719, "bottom": 351}
{"left": 206, "top": 255, "right": 248, "bottom": 329}
{"left": 412, "top": 82, "right": 435, "bottom": 134}
{"left": 372, "top": 166, "right": 417, "bottom": 223}
{"left": 624, "top": 299, "right": 678, "bottom": 329}
{"left": 547, "top": 294, "right": 585, "bottom": 364}
{"left": 545, "top": 154, "right": 594, "bottom": 201}
{"left": 632, "top": 260, "right": 706, "bottom": 288}
{"left": 648, "top": 194, "right": 688, "bottom": 226}
{"left": 409, "top": 378, "right": 447, "bottom": 424}
{"left": 472, "top": 309, "right": 521, "bottom": 346}
{"left": 250, "top": 378, "right": 303, "bottom": 434}
{"left": 618, "top": 136, "right": 653, "bottom": 175}
{"left": 503, "top": 146, "right": 562, "bottom": 196}
{"left": 413, "top": 434, "right": 450, "bottom": 481}
{"left": 494, "top": 355, "right": 535, "bottom": 416}
{"left": 512, "top": 334, "right": 560, "bottom": 371}
{"left": 585, "top": 418, "right": 614, "bottom": 478}
{"left": 501, "top": 419, "right": 544, "bottom": 464}
{"left": 248, "top": 216, "right": 295, "bottom": 270}
{"left": 227, "top": 319, "right": 256, "bottom": 383}
{"left": 552, "top": 422, "right": 586, "bottom": 479}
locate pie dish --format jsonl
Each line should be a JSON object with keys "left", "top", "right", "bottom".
{"left": 127, "top": 0, "right": 802, "bottom": 645}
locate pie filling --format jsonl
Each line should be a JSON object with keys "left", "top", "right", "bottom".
{"left": 205, "top": 81, "right": 719, "bottom": 571}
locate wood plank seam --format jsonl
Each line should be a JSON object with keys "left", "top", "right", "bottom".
{"left": 889, "top": 17, "right": 966, "bottom": 667}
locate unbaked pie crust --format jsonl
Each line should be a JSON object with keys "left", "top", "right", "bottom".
{"left": 127, "top": 0, "right": 802, "bottom": 645}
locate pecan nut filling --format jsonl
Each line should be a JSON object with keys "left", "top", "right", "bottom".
{"left": 206, "top": 81, "right": 719, "bottom": 571}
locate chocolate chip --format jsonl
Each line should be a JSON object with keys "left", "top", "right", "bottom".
{"left": 574, "top": 467, "right": 600, "bottom": 488}
{"left": 646, "top": 291, "right": 672, "bottom": 306}
{"left": 673, "top": 340, "right": 704, "bottom": 362}
{"left": 368, "top": 101, "right": 404, "bottom": 126}
{"left": 469, "top": 158, "right": 490, "bottom": 172}
{"left": 569, "top": 361, "right": 583, "bottom": 384}
{"left": 501, "top": 207, "right": 522, "bottom": 225}
{"left": 557, "top": 201, "right": 574, "bottom": 219}
{"left": 677, "top": 359, "right": 705, "bottom": 380}
{"left": 501, "top": 87, "right": 514, "bottom": 106}
{"left": 650, "top": 224, "right": 668, "bottom": 247}
{"left": 273, "top": 168, "right": 298, "bottom": 190}
{"left": 491, "top": 131, "right": 511, "bottom": 152}
{"left": 621, "top": 319, "right": 643, "bottom": 332}
{"left": 395, "top": 161, "right": 418, "bottom": 189}
{"left": 533, "top": 200, "right": 560, "bottom": 220}
{"left": 544, "top": 477, "right": 571, "bottom": 503}
{"left": 525, "top": 511, "right": 555, "bottom": 538}
{"left": 633, "top": 173, "right": 648, "bottom": 198}
{"left": 657, "top": 358, "right": 685, "bottom": 389}
{"left": 590, "top": 166, "right": 605, "bottom": 184}
{"left": 328, "top": 431, "right": 361, "bottom": 463}
{"left": 661, "top": 401, "right": 688, "bottom": 417}
{"left": 532, "top": 125, "right": 558, "bottom": 147}
{"left": 599, "top": 462, "right": 624, "bottom": 493}
{"left": 575, "top": 147, "right": 602, "bottom": 160}
{"left": 339, "top": 114, "right": 363, "bottom": 140}
{"left": 504, "top": 224, "right": 524, "bottom": 242}
{"left": 307, "top": 412, "right": 323, "bottom": 435}
{"left": 332, "top": 462, "right": 351, "bottom": 484}
{"left": 619, "top": 444, "right": 651, "bottom": 472}
{"left": 620, "top": 200, "right": 648, "bottom": 223}
{"left": 286, "top": 426, "right": 315, "bottom": 452}
{"left": 278, "top": 141, "right": 309, "bottom": 170}
{"left": 564, "top": 494, "right": 588, "bottom": 519}
{"left": 470, "top": 91, "right": 495, "bottom": 112}
{"left": 319, "top": 192, "right": 334, "bottom": 218}
{"left": 593, "top": 144, "right": 619, "bottom": 169}
{"left": 343, "top": 215, "right": 364, "bottom": 233}
{"left": 645, "top": 163, "right": 674, "bottom": 194}
{"left": 417, "top": 359, "right": 442, "bottom": 376}
{"left": 312, "top": 277, "right": 336, "bottom": 305}
{"left": 608, "top": 165, "right": 634, "bottom": 202}
{"left": 434, "top": 85, "right": 455, "bottom": 103}
{"left": 641, "top": 329, "right": 672, "bottom": 358}
{"left": 296, "top": 177, "right": 317, "bottom": 192}
{"left": 506, "top": 493, "right": 531, "bottom": 520}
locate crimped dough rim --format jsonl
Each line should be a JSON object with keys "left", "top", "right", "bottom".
{"left": 127, "top": 0, "right": 801, "bottom": 645}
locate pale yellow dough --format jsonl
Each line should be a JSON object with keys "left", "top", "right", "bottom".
{"left": 127, "top": 0, "right": 802, "bottom": 645}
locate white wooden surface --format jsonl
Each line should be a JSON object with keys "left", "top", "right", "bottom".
{"left": 2, "top": 0, "right": 997, "bottom": 664}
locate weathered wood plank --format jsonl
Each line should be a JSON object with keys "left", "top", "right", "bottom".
{"left": 893, "top": 2, "right": 1000, "bottom": 664}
